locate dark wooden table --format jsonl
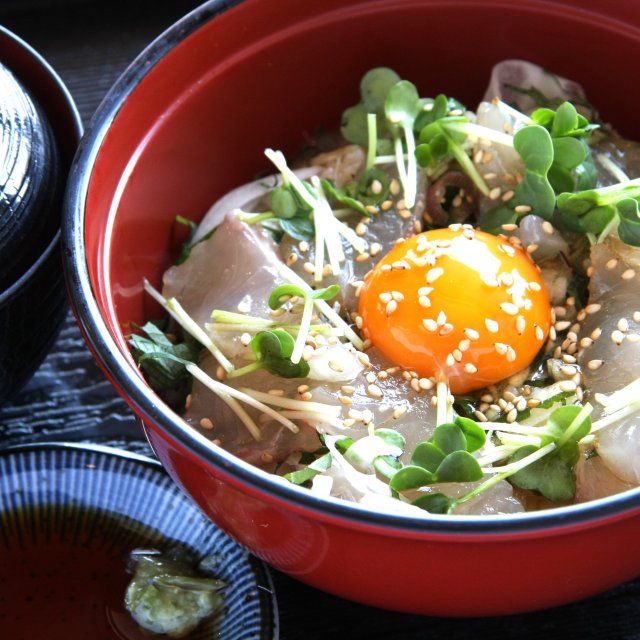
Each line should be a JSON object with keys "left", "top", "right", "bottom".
{"left": 1, "top": 1, "right": 639, "bottom": 637}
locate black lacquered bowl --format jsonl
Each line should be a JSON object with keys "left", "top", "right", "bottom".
{"left": 0, "top": 26, "right": 81, "bottom": 403}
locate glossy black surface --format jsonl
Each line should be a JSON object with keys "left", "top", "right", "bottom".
{"left": 1, "top": 2, "right": 640, "bottom": 638}
{"left": 0, "top": 24, "right": 80, "bottom": 403}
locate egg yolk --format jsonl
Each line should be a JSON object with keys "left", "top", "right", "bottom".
{"left": 358, "top": 225, "right": 552, "bottom": 394}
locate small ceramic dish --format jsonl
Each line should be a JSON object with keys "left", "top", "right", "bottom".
{"left": 0, "top": 443, "right": 278, "bottom": 640}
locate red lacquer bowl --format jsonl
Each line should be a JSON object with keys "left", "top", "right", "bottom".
{"left": 63, "top": 0, "right": 640, "bottom": 616}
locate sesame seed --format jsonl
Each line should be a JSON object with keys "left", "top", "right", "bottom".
{"left": 584, "top": 303, "right": 602, "bottom": 315}
{"left": 418, "top": 295, "right": 431, "bottom": 308}
{"left": 588, "top": 359, "right": 604, "bottom": 370}
{"left": 464, "top": 363, "right": 478, "bottom": 374}
{"left": 200, "top": 418, "right": 214, "bottom": 430}
{"left": 385, "top": 300, "right": 397, "bottom": 316}
{"left": 342, "top": 418, "right": 356, "bottom": 428}
{"left": 418, "top": 286, "right": 434, "bottom": 296}
{"left": 426, "top": 267, "right": 444, "bottom": 283}
{"left": 494, "top": 342, "right": 508, "bottom": 355}
{"left": 355, "top": 222, "right": 368, "bottom": 236}
{"left": 410, "top": 377, "right": 421, "bottom": 393}
{"left": 464, "top": 328, "right": 480, "bottom": 341}
{"left": 437, "top": 310, "right": 447, "bottom": 325}
{"left": 579, "top": 337, "right": 593, "bottom": 348}
{"left": 391, "top": 291, "right": 405, "bottom": 302}
{"left": 560, "top": 365, "right": 578, "bottom": 377}
{"left": 390, "top": 179, "right": 401, "bottom": 195}
{"left": 328, "top": 360, "right": 344, "bottom": 373}
{"left": 445, "top": 353, "right": 455, "bottom": 367}
{"left": 622, "top": 269, "right": 636, "bottom": 280}
{"left": 506, "top": 346, "right": 517, "bottom": 362}
{"left": 371, "top": 179, "right": 383, "bottom": 195}
{"left": 558, "top": 380, "right": 577, "bottom": 392}
{"left": 606, "top": 258, "right": 618, "bottom": 270}
{"left": 617, "top": 318, "right": 630, "bottom": 332}
{"left": 393, "top": 405, "right": 408, "bottom": 419}
{"left": 514, "top": 204, "right": 532, "bottom": 213}
{"left": 418, "top": 377, "right": 433, "bottom": 390}
{"left": 458, "top": 339, "right": 471, "bottom": 352}
{"left": 611, "top": 330, "right": 625, "bottom": 345}
{"left": 484, "top": 172, "right": 497, "bottom": 180}
{"left": 528, "top": 281, "right": 542, "bottom": 292}
{"left": 370, "top": 242, "right": 382, "bottom": 256}
{"left": 626, "top": 333, "right": 640, "bottom": 343}
{"left": 381, "top": 199, "right": 394, "bottom": 211}
{"left": 516, "top": 315, "right": 526, "bottom": 335}
{"left": 439, "top": 323, "right": 454, "bottom": 336}
{"left": 286, "top": 252, "right": 298, "bottom": 266}
{"left": 501, "top": 223, "right": 518, "bottom": 232}
{"left": 526, "top": 243, "right": 539, "bottom": 255}
{"left": 398, "top": 208, "right": 412, "bottom": 219}
{"left": 453, "top": 349, "right": 463, "bottom": 362}
{"left": 392, "top": 260, "right": 411, "bottom": 270}
{"left": 485, "top": 318, "right": 499, "bottom": 333}
{"left": 422, "top": 319, "right": 438, "bottom": 332}
{"left": 237, "top": 301, "right": 251, "bottom": 313}
{"left": 268, "top": 388, "right": 285, "bottom": 396}
{"left": 367, "top": 384, "right": 383, "bottom": 399}
{"left": 303, "top": 262, "right": 316, "bottom": 274}
{"left": 506, "top": 408, "right": 518, "bottom": 423}
{"left": 474, "top": 410, "right": 488, "bottom": 422}
{"left": 339, "top": 396, "right": 353, "bottom": 405}
{"left": 489, "top": 187, "right": 502, "bottom": 200}
{"left": 500, "top": 302, "right": 519, "bottom": 316}
{"left": 240, "top": 332, "right": 252, "bottom": 346}
{"left": 300, "top": 391, "right": 313, "bottom": 401}
{"left": 357, "top": 352, "right": 371, "bottom": 368}
{"left": 216, "top": 365, "right": 226, "bottom": 381}
{"left": 554, "top": 320, "right": 572, "bottom": 332}
{"left": 501, "top": 190, "right": 515, "bottom": 202}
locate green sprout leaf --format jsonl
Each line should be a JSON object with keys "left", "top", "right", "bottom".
{"left": 508, "top": 443, "right": 578, "bottom": 502}
{"left": 617, "top": 198, "right": 640, "bottom": 246}
{"left": 284, "top": 452, "right": 332, "bottom": 485}
{"left": 434, "top": 450, "right": 483, "bottom": 483}
{"left": 248, "top": 330, "right": 310, "bottom": 379}
{"left": 411, "top": 492, "right": 453, "bottom": 514}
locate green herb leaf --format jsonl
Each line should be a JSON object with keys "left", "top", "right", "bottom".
{"left": 389, "top": 465, "right": 437, "bottom": 491}
{"left": 250, "top": 330, "right": 310, "bottom": 378}
{"left": 508, "top": 444, "right": 577, "bottom": 502}
{"left": 411, "top": 492, "right": 453, "bottom": 514}
{"left": 617, "top": 198, "right": 640, "bottom": 246}
{"left": 284, "top": 452, "right": 332, "bottom": 485}
{"left": 435, "top": 450, "right": 484, "bottom": 483}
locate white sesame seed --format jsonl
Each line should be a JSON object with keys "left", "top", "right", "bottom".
{"left": 458, "top": 339, "right": 471, "bottom": 352}
{"left": 528, "top": 281, "right": 542, "bottom": 292}
{"left": 500, "top": 302, "right": 519, "bottom": 316}
{"left": 554, "top": 320, "right": 572, "bottom": 332}
{"left": 514, "top": 204, "right": 532, "bottom": 213}
{"left": 464, "top": 328, "right": 480, "bottom": 341}
{"left": 357, "top": 352, "right": 371, "bottom": 368}
{"left": 370, "top": 242, "right": 382, "bottom": 256}
{"left": 422, "top": 318, "right": 438, "bottom": 332}
{"left": 393, "top": 405, "right": 408, "bottom": 419}
{"left": 445, "top": 353, "right": 455, "bottom": 367}
{"left": 464, "top": 363, "right": 478, "bottom": 374}
{"left": 606, "top": 258, "right": 618, "bottom": 270}
{"left": 437, "top": 310, "right": 447, "bottom": 326}
{"left": 617, "top": 318, "right": 630, "bottom": 332}
{"left": 516, "top": 315, "right": 526, "bottom": 335}
{"left": 418, "top": 286, "right": 434, "bottom": 296}
{"left": 200, "top": 418, "right": 214, "bottom": 430}
{"left": 626, "top": 333, "right": 640, "bottom": 343}
{"left": 367, "top": 384, "right": 383, "bottom": 399}
{"left": 418, "top": 377, "right": 434, "bottom": 390}
{"left": 585, "top": 303, "right": 602, "bottom": 315}
{"left": 485, "top": 318, "right": 499, "bottom": 333}
{"left": 506, "top": 346, "right": 517, "bottom": 362}
{"left": 494, "top": 342, "right": 508, "bottom": 355}
{"left": 240, "top": 332, "right": 252, "bottom": 346}
{"left": 303, "top": 262, "right": 316, "bottom": 274}
{"left": 439, "top": 322, "right": 454, "bottom": 336}
{"left": 558, "top": 380, "right": 577, "bottom": 392}
{"left": 622, "top": 269, "right": 636, "bottom": 280}
{"left": 426, "top": 267, "right": 444, "bottom": 283}
{"left": 611, "top": 330, "right": 625, "bottom": 345}
{"left": 339, "top": 396, "right": 353, "bottom": 405}
{"left": 419, "top": 295, "right": 432, "bottom": 308}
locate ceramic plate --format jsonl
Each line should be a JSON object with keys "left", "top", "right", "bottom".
{"left": 0, "top": 443, "right": 278, "bottom": 639}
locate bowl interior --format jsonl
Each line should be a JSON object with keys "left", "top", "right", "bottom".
{"left": 75, "top": 0, "right": 640, "bottom": 520}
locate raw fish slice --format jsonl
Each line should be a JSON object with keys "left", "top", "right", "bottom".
{"left": 482, "top": 59, "right": 594, "bottom": 118}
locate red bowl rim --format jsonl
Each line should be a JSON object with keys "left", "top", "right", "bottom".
{"left": 63, "top": 0, "right": 640, "bottom": 537}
